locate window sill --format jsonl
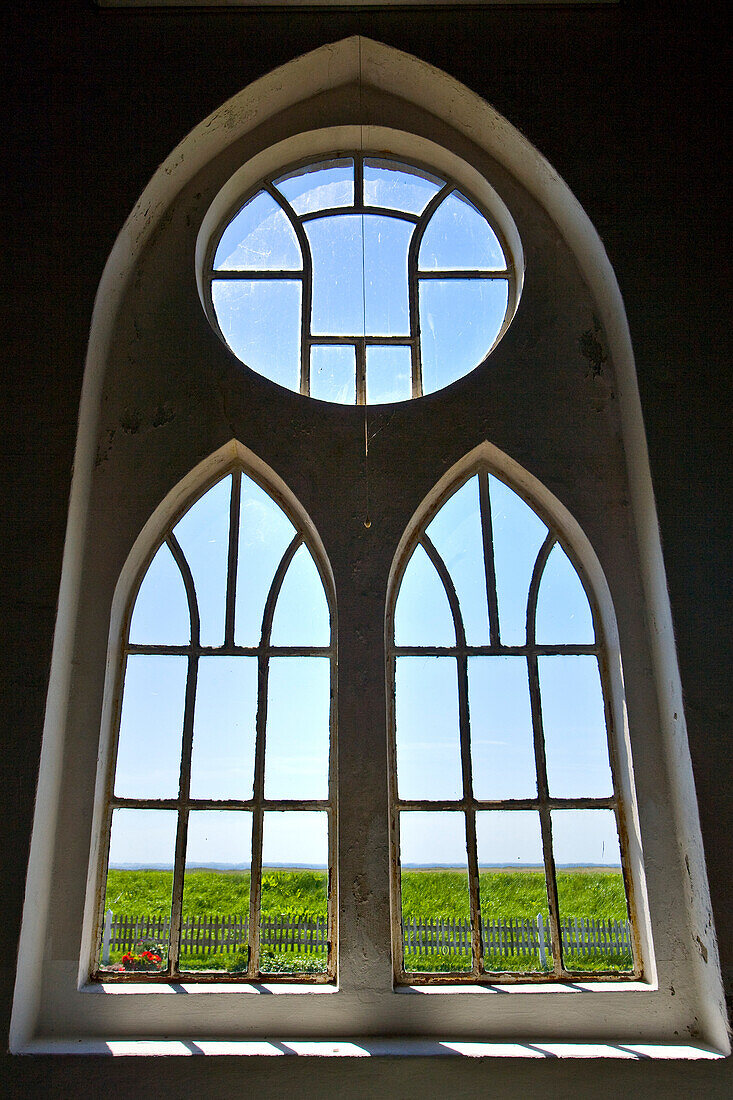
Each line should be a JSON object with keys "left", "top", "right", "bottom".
{"left": 82, "top": 980, "right": 337, "bottom": 995}
{"left": 394, "top": 979, "right": 653, "bottom": 994}
{"left": 17, "top": 1037, "right": 724, "bottom": 1059}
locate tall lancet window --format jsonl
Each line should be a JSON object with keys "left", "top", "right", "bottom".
{"left": 388, "top": 468, "right": 636, "bottom": 982}
{"left": 95, "top": 469, "right": 335, "bottom": 982}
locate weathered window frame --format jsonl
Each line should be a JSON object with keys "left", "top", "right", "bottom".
{"left": 387, "top": 462, "right": 641, "bottom": 984}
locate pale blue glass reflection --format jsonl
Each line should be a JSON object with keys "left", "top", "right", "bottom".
{"left": 306, "top": 215, "right": 412, "bottom": 336}
{"left": 395, "top": 657, "right": 462, "bottom": 800}
{"left": 262, "top": 810, "right": 328, "bottom": 868}
{"left": 400, "top": 811, "right": 467, "bottom": 868}
{"left": 108, "top": 808, "right": 178, "bottom": 869}
{"left": 114, "top": 656, "right": 187, "bottom": 799}
{"left": 365, "top": 345, "right": 411, "bottom": 404}
{"left": 234, "top": 475, "right": 295, "bottom": 647}
{"left": 394, "top": 542, "right": 456, "bottom": 647}
{"left": 173, "top": 475, "right": 231, "bottom": 647}
{"left": 535, "top": 544, "right": 594, "bottom": 644}
{"left": 539, "top": 656, "right": 612, "bottom": 798}
{"left": 214, "top": 190, "right": 301, "bottom": 271}
{"left": 129, "top": 542, "right": 189, "bottom": 645}
{"left": 363, "top": 159, "right": 443, "bottom": 215}
{"left": 264, "top": 658, "right": 330, "bottom": 800}
{"left": 476, "top": 810, "right": 544, "bottom": 868}
{"left": 425, "top": 476, "right": 489, "bottom": 644}
{"left": 468, "top": 657, "right": 537, "bottom": 800}
{"left": 189, "top": 657, "right": 258, "bottom": 800}
{"left": 551, "top": 808, "right": 622, "bottom": 868}
{"left": 275, "top": 160, "right": 354, "bottom": 216}
{"left": 419, "top": 279, "right": 508, "bottom": 394}
{"left": 310, "top": 345, "right": 356, "bottom": 404}
{"left": 185, "top": 810, "right": 252, "bottom": 869}
{"left": 269, "top": 543, "right": 330, "bottom": 646}
{"left": 489, "top": 475, "right": 548, "bottom": 646}
{"left": 212, "top": 279, "right": 301, "bottom": 392}
{"left": 419, "top": 191, "right": 506, "bottom": 271}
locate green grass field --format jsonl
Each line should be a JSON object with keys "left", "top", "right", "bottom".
{"left": 102, "top": 867, "right": 631, "bottom": 976}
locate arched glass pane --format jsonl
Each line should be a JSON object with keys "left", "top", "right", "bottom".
{"left": 310, "top": 344, "right": 356, "bottom": 404}
{"left": 212, "top": 279, "right": 301, "bottom": 392}
{"left": 363, "top": 158, "right": 443, "bottom": 215}
{"left": 365, "top": 345, "right": 411, "bottom": 404}
{"left": 234, "top": 474, "right": 296, "bottom": 647}
{"left": 129, "top": 541, "right": 190, "bottom": 645}
{"left": 173, "top": 475, "right": 231, "bottom": 647}
{"left": 419, "top": 279, "right": 508, "bottom": 395}
{"left": 419, "top": 191, "right": 506, "bottom": 271}
{"left": 489, "top": 475, "right": 548, "bottom": 646}
{"left": 539, "top": 656, "right": 613, "bottom": 798}
{"left": 468, "top": 657, "right": 536, "bottom": 799}
{"left": 269, "top": 543, "right": 330, "bottom": 646}
{"left": 395, "top": 657, "right": 462, "bottom": 800}
{"left": 214, "top": 190, "right": 301, "bottom": 271}
{"left": 535, "top": 544, "right": 594, "bottom": 644}
{"left": 189, "top": 657, "right": 258, "bottom": 800}
{"left": 274, "top": 159, "right": 354, "bottom": 215}
{"left": 394, "top": 542, "right": 456, "bottom": 647}
{"left": 306, "top": 214, "right": 412, "bottom": 337}
{"left": 114, "top": 655, "right": 187, "bottom": 799}
{"left": 264, "top": 657, "right": 330, "bottom": 800}
{"left": 425, "top": 475, "right": 489, "bottom": 645}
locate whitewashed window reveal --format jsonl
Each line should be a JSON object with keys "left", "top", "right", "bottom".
{"left": 204, "top": 155, "right": 518, "bottom": 404}
{"left": 388, "top": 468, "right": 638, "bottom": 983}
{"left": 94, "top": 469, "right": 336, "bottom": 983}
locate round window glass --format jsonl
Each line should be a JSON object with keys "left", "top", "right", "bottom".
{"left": 205, "top": 155, "right": 519, "bottom": 404}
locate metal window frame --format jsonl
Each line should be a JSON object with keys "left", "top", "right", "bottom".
{"left": 92, "top": 466, "right": 338, "bottom": 984}
{"left": 204, "top": 152, "right": 516, "bottom": 404}
{"left": 386, "top": 464, "right": 642, "bottom": 985}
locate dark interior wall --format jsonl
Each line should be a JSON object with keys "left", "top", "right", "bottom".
{"left": 2, "top": 1, "right": 730, "bottom": 1094}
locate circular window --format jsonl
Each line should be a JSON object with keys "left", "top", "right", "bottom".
{"left": 204, "top": 155, "right": 520, "bottom": 404}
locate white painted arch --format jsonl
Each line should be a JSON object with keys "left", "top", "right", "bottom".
{"left": 12, "top": 36, "right": 727, "bottom": 1054}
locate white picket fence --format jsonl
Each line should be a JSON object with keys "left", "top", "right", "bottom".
{"left": 102, "top": 910, "right": 630, "bottom": 966}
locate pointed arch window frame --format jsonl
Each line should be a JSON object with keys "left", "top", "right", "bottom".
{"left": 91, "top": 461, "right": 338, "bottom": 984}
{"left": 386, "top": 459, "right": 642, "bottom": 985}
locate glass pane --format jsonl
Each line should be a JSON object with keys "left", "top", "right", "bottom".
{"left": 363, "top": 158, "right": 444, "bottom": 215}
{"left": 214, "top": 190, "right": 301, "bottom": 271}
{"left": 234, "top": 474, "right": 295, "bottom": 647}
{"left": 468, "top": 657, "right": 536, "bottom": 799}
{"left": 365, "top": 344, "right": 411, "bottom": 404}
{"left": 260, "top": 811, "right": 329, "bottom": 974}
{"left": 394, "top": 543, "right": 456, "bottom": 647}
{"left": 114, "top": 655, "right": 187, "bottom": 799}
{"left": 189, "top": 657, "right": 258, "bottom": 800}
{"left": 173, "top": 475, "right": 231, "bottom": 648}
{"left": 476, "top": 811, "right": 549, "bottom": 972}
{"left": 400, "top": 811, "right": 472, "bottom": 973}
{"left": 99, "top": 808, "right": 177, "bottom": 973}
{"left": 419, "top": 191, "right": 505, "bottom": 271}
{"left": 269, "top": 543, "right": 330, "bottom": 646}
{"left": 310, "top": 344, "right": 356, "bottom": 404}
{"left": 180, "top": 811, "right": 252, "bottom": 973}
{"left": 395, "top": 657, "right": 462, "bottom": 800}
{"left": 306, "top": 214, "right": 412, "bottom": 337}
{"left": 535, "top": 543, "right": 595, "bottom": 644}
{"left": 264, "top": 657, "right": 330, "bottom": 800}
{"left": 419, "top": 279, "right": 508, "bottom": 394}
{"left": 212, "top": 279, "right": 301, "bottom": 392}
{"left": 425, "top": 475, "right": 489, "bottom": 645}
{"left": 489, "top": 475, "right": 548, "bottom": 646}
{"left": 274, "top": 159, "right": 354, "bottom": 215}
{"left": 129, "top": 542, "right": 189, "bottom": 646}
{"left": 539, "top": 656, "right": 612, "bottom": 798}
{"left": 552, "top": 809, "right": 632, "bottom": 972}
